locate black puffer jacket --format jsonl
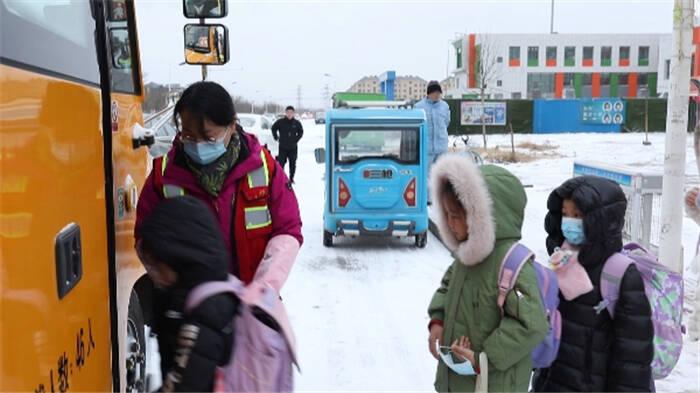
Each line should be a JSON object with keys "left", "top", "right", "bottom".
{"left": 271, "top": 117, "right": 304, "bottom": 149}
{"left": 533, "top": 176, "right": 654, "bottom": 392}
{"left": 140, "top": 196, "right": 239, "bottom": 392}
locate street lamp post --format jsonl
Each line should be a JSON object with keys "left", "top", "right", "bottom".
{"left": 252, "top": 90, "right": 261, "bottom": 114}
{"left": 550, "top": 0, "right": 555, "bottom": 34}
{"left": 230, "top": 81, "right": 239, "bottom": 109}
{"left": 323, "top": 73, "right": 333, "bottom": 109}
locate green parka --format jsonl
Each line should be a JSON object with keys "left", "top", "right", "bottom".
{"left": 428, "top": 156, "right": 548, "bottom": 393}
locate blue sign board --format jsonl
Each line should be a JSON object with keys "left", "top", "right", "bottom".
{"left": 573, "top": 163, "right": 633, "bottom": 187}
{"left": 581, "top": 99, "right": 625, "bottom": 125}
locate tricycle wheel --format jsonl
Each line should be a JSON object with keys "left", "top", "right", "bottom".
{"left": 323, "top": 231, "right": 334, "bottom": 247}
{"left": 415, "top": 233, "right": 427, "bottom": 248}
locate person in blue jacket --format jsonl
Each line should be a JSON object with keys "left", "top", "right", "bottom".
{"left": 414, "top": 80, "right": 450, "bottom": 204}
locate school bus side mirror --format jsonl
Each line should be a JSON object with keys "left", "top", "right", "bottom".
{"left": 183, "top": 24, "right": 229, "bottom": 65}
{"left": 183, "top": 0, "right": 227, "bottom": 19}
{"left": 315, "top": 148, "right": 326, "bottom": 164}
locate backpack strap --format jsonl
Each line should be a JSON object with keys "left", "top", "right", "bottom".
{"left": 622, "top": 242, "right": 650, "bottom": 255}
{"left": 184, "top": 275, "right": 245, "bottom": 314}
{"left": 497, "top": 243, "right": 534, "bottom": 316}
{"left": 597, "top": 253, "right": 634, "bottom": 317}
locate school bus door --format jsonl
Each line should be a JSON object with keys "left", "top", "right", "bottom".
{"left": 104, "top": 0, "right": 151, "bottom": 391}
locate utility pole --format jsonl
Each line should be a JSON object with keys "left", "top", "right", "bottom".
{"left": 550, "top": 0, "right": 555, "bottom": 34}
{"left": 200, "top": 17, "right": 207, "bottom": 80}
{"left": 659, "top": 0, "right": 694, "bottom": 273}
{"left": 297, "top": 85, "right": 302, "bottom": 111}
{"left": 322, "top": 84, "right": 331, "bottom": 108}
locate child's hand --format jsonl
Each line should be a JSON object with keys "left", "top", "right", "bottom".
{"left": 428, "top": 324, "right": 444, "bottom": 360}
{"left": 450, "top": 336, "right": 476, "bottom": 365}
{"left": 686, "top": 188, "right": 699, "bottom": 208}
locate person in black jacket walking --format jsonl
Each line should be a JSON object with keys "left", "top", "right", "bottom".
{"left": 271, "top": 106, "right": 304, "bottom": 184}
{"left": 137, "top": 196, "right": 239, "bottom": 392}
{"left": 532, "top": 176, "right": 654, "bottom": 392}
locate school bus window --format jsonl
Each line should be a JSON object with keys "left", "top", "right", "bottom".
{"left": 111, "top": 29, "right": 132, "bottom": 69}
{"left": 109, "top": 28, "right": 137, "bottom": 94}
{"left": 109, "top": 0, "right": 128, "bottom": 21}
{"left": 0, "top": 0, "right": 99, "bottom": 84}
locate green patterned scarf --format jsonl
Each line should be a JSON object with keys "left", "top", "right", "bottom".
{"left": 185, "top": 132, "right": 242, "bottom": 197}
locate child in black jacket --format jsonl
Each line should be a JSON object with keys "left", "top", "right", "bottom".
{"left": 533, "top": 176, "right": 654, "bottom": 392}
{"left": 137, "top": 196, "right": 239, "bottom": 392}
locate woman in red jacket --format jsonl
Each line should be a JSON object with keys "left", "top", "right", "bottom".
{"left": 135, "top": 81, "right": 303, "bottom": 378}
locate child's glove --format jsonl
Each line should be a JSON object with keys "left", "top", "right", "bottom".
{"left": 549, "top": 247, "right": 594, "bottom": 301}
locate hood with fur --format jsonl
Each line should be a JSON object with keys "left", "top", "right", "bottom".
{"left": 431, "top": 154, "right": 527, "bottom": 266}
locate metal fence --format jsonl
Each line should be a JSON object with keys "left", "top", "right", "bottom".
{"left": 573, "top": 161, "right": 663, "bottom": 252}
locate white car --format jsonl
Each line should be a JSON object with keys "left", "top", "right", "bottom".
{"left": 237, "top": 113, "right": 277, "bottom": 151}
{"left": 147, "top": 108, "right": 177, "bottom": 158}
{"left": 262, "top": 113, "right": 277, "bottom": 126}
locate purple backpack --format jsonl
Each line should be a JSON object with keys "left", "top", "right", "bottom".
{"left": 184, "top": 276, "right": 298, "bottom": 393}
{"left": 598, "top": 243, "right": 684, "bottom": 379}
{"left": 498, "top": 243, "right": 562, "bottom": 369}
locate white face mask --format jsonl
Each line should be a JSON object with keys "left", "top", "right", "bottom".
{"left": 182, "top": 128, "right": 230, "bottom": 165}
{"left": 561, "top": 217, "right": 586, "bottom": 245}
{"left": 436, "top": 342, "right": 477, "bottom": 375}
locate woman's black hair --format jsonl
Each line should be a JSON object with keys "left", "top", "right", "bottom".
{"left": 173, "top": 81, "right": 236, "bottom": 135}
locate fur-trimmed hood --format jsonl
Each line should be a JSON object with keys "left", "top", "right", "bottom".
{"left": 431, "top": 154, "right": 527, "bottom": 266}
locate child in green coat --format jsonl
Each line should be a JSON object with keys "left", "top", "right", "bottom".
{"left": 427, "top": 154, "right": 548, "bottom": 393}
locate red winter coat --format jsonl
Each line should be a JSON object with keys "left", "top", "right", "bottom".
{"left": 135, "top": 131, "right": 303, "bottom": 289}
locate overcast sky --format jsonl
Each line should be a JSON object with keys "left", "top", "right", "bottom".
{"left": 135, "top": 0, "right": 678, "bottom": 109}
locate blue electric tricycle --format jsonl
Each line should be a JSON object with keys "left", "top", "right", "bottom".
{"left": 314, "top": 106, "right": 429, "bottom": 248}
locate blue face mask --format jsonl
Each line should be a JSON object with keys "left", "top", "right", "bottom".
{"left": 561, "top": 217, "right": 586, "bottom": 245}
{"left": 439, "top": 349, "right": 477, "bottom": 376}
{"left": 183, "top": 130, "right": 229, "bottom": 165}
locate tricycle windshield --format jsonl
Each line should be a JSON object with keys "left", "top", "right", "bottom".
{"left": 335, "top": 127, "right": 419, "bottom": 164}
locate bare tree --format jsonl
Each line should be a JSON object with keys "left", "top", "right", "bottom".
{"left": 475, "top": 36, "right": 501, "bottom": 149}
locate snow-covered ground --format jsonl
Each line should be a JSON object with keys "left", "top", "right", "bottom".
{"left": 285, "top": 122, "right": 700, "bottom": 392}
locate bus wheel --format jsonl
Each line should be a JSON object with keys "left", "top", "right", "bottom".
{"left": 415, "top": 233, "right": 427, "bottom": 248}
{"left": 126, "top": 291, "right": 147, "bottom": 393}
{"left": 323, "top": 231, "right": 334, "bottom": 247}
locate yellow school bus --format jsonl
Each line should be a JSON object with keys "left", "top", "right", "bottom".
{"left": 1, "top": 0, "right": 154, "bottom": 391}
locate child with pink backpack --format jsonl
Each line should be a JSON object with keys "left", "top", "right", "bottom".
{"left": 138, "top": 196, "right": 297, "bottom": 392}
{"left": 426, "top": 155, "right": 550, "bottom": 393}
{"left": 533, "top": 176, "right": 664, "bottom": 392}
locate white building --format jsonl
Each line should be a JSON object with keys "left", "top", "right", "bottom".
{"left": 447, "top": 33, "right": 671, "bottom": 100}
{"left": 348, "top": 75, "right": 428, "bottom": 101}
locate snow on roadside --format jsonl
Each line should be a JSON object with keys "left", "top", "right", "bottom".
{"left": 286, "top": 126, "right": 698, "bottom": 392}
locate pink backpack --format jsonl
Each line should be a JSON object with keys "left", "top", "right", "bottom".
{"left": 184, "top": 275, "right": 299, "bottom": 392}
{"left": 498, "top": 243, "right": 562, "bottom": 369}
{"left": 598, "top": 243, "right": 684, "bottom": 379}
